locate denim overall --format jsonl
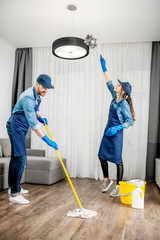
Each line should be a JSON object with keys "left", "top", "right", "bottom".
{"left": 6, "top": 88, "right": 40, "bottom": 194}
{"left": 98, "top": 100, "right": 124, "bottom": 165}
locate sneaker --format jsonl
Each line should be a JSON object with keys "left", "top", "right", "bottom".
{"left": 102, "top": 179, "right": 113, "bottom": 192}
{"left": 8, "top": 188, "right": 29, "bottom": 195}
{"left": 9, "top": 194, "right": 30, "bottom": 204}
{"left": 109, "top": 186, "right": 120, "bottom": 197}
{"left": 20, "top": 188, "right": 29, "bottom": 195}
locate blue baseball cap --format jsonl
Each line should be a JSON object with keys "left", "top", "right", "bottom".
{"left": 118, "top": 79, "right": 132, "bottom": 96}
{"left": 37, "top": 74, "right": 54, "bottom": 89}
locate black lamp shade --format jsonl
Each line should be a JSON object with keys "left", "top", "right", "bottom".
{"left": 52, "top": 37, "right": 89, "bottom": 60}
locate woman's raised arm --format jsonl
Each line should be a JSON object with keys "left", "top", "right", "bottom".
{"left": 100, "top": 55, "right": 111, "bottom": 83}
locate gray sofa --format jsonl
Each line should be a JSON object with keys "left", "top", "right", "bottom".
{"left": 0, "top": 138, "right": 66, "bottom": 191}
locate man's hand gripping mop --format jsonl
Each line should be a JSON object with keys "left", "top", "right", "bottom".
{"left": 44, "top": 122, "right": 97, "bottom": 219}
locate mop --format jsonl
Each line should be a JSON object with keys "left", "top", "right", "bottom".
{"left": 44, "top": 123, "right": 97, "bottom": 218}
{"left": 84, "top": 34, "right": 101, "bottom": 56}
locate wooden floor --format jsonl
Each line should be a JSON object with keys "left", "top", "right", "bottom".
{"left": 0, "top": 179, "right": 160, "bottom": 240}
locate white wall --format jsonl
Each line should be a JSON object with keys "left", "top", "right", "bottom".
{"left": 0, "top": 36, "right": 15, "bottom": 137}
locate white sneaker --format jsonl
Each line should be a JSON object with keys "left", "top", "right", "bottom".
{"left": 8, "top": 188, "right": 29, "bottom": 195}
{"left": 20, "top": 188, "right": 29, "bottom": 194}
{"left": 9, "top": 194, "right": 30, "bottom": 204}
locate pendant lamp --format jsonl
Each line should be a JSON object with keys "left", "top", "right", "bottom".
{"left": 52, "top": 37, "right": 89, "bottom": 60}
{"left": 52, "top": 5, "right": 89, "bottom": 60}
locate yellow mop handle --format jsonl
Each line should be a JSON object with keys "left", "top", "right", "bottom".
{"left": 45, "top": 123, "right": 83, "bottom": 209}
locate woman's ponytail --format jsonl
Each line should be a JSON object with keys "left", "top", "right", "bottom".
{"left": 126, "top": 95, "right": 136, "bottom": 125}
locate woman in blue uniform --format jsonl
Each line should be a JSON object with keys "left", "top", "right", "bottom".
{"left": 98, "top": 55, "right": 135, "bottom": 197}
{"left": 6, "top": 74, "right": 58, "bottom": 204}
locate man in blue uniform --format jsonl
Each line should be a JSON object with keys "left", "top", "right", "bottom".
{"left": 6, "top": 74, "right": 58, "bottom": 204}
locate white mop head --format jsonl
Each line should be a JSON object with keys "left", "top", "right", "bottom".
{"left": 67, "top": 208, "right": 97, "bottom": 219}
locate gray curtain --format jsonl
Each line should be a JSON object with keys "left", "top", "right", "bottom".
{"left": 12, "top": 48, "right": 32, "bottom": 110}
{"left": 146, "top": 42, "right": 160, "bottom": 182}
{"left": 11, "top": 48, "right": 32, "bottom": 148}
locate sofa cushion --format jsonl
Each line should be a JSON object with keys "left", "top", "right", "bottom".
{"left": 26, "top": 156, "right": 66, "bottom": 171}
{"left": 0, "top": 157, "right": 10, "bottom": 174}
{"left": 0, "top": 139, "right": 11, "bottom": 157}
{"left": 26, "top": 149, "right": 45, "bottom": 157}
{"left": 0, "top": 145, "right": 2, "bottom": 157}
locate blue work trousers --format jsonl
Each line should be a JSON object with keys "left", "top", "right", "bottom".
{"left": 6, "top": 122, "right": 27, "bottom": 195}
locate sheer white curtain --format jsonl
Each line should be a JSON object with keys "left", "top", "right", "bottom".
{"left": 32, "top": 42, "right": 151, "bottom": 180}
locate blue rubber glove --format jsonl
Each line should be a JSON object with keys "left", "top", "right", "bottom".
{"left": 100, "top": 55, "right": 107, "bottom": 72}
{"left": 42, "top": 135, "right": 58, "bottom": 150}
{"left": 38, "top": 117, "right": 48, "bottom": 126}
{"left": 106, "top": 124, "right": 124, "bottom": 137}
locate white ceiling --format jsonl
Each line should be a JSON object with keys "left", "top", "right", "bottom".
{"left": 0, "top": 0, "right": 160, "bottom": 48}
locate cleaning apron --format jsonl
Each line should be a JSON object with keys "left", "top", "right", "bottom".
{"left": 11, "top": 88, "right": 40, "bottom": 156}
{"left": 98, "top": 100, "right": 124, "bottom": 165}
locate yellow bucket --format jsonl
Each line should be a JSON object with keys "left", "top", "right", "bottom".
{"left": 119, "top": 179, "right": 146, "bottom": 205}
